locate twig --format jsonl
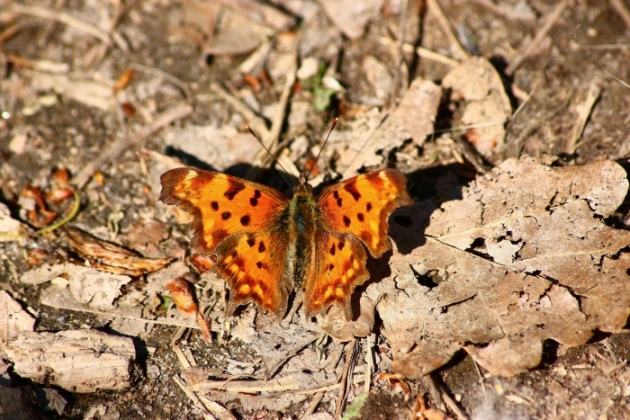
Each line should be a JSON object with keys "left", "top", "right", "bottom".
{"left": 567, "top": 79, "right": 601, "bottom": 154}
{"left": 506, "top": 0, "right": 571, "bottom": 75}
{"left": 416, "top": 46, "right": 460, "bottom": 67}
{"left": 73, "top": 102, "right": 193, "bottom": 189}
{"left": 610, "top": 0, "right": 630, "bottom": 31}
{"left": 390, "top": 0, "right": 409, "bottom": 107}
{"left": 197, "top": 395, "right": 238, "bottom": 420}
{"left": 302, "top": 391, "right": 325, "bottom": 418}
{"left": 427, "top": 374, "right": 468, "bottom": 420}
{"left": 129, "top": 63, "right": 192, "bottom": 98}
{"left": 335, "top": 339, "right": 357, "bottom": 420}
{"left": 173, "top": 344, "right": 192, "bottom": 369}
{"left": 248, "top": 50, "right": 298, "bottom": 176}
{"left": 172, "top": 376, "right": 217, "bottom": 420}
{"left": 10, "top": 4, "right": 112, "bottom": 47}
{"left": 426, "top": 0, "right": 470, "bottom": 61}
{"left": 364, "top": 334, "right": 374, "bottom": 394}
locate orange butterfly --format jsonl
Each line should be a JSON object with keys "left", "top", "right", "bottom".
{"left": 159, "top": 168, "right": 412, "bottom": 320}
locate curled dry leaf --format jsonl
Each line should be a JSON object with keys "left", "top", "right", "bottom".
{"left": 375, "top": 157, "right": 630, "bottom": 377}
{"left": 65, "top": 226, "right": 173, "bottom": 275}
{"left": 377, "top": 372, "right": 411, "bottom": 394}
{"left": 165, "top": 277, "right": 212, "bottom": 344}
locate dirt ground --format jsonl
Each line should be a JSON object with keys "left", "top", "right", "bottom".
{"left": 1, "top": 0, "right": 630, "bottom": 419}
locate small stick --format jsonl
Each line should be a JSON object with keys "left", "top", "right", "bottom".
{"left": 302, "top": 391, "right": 325, "bottom": 418}
{"left": 566, "top": 79, "right": 601, "bottom": 154}
{"left": 416, "top": 46, "right": 460, "bottom": 67}
{"left": 197, "top": 395, "right": 238, "bottom": 420}
{"left": 506, "top": 0, "right": 571, "bottom": 75}
{"left": 426, "top": 0, "right": 470, "bottom": 61}
{"left": 130, "top": 63, "right": 192, "bottom": 98}
{"left": 73, "top": 102, "right": 192, "bottom": 189}
{"left": 364, "top": 334, "right": 374, "bottom": 394}
{"left": 172, "top": 376, "right": 217, "bottom": 420}
{"left": 610, "top": 0, "right": 630, "bottom": 31}
{"left": 11, "top": 4, "right": 112, "bottom": 47}
{"left": 335, "top": 339, "right": 357, "bottom": 420}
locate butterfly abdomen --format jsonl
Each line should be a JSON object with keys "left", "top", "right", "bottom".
{"left": 286, "top": 192, "right": 319, "bottom": 291}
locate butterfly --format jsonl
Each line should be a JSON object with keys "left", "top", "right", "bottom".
{"left": 159, "top": 167, "right": 412, "bottom": 321}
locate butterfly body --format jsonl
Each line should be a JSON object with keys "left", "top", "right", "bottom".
{"left": 160, "top": 167, "right": 411, "bottom": 321}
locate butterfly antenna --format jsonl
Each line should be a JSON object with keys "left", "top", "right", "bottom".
{"left": 307, "top": 118, "right": 338, "bottom": 180}
{"left": 245, "top": 125, "right": 290, "bottom": 175}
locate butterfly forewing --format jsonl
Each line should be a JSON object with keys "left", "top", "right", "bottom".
{"left": 159, "top": 168, "right": 289, "bottom": 254}
{"left": 317, "top": 169, "right": 413, "bottom": 258}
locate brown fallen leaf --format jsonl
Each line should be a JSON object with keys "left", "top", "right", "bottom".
{"left": 372, "top": 157, "right": 630, "bottom": 377}
{"left": 65, "top": 226, "right": 173, "bottom": 275}
{"left": 442, "top": 56, "right": 512, "bottom": 157}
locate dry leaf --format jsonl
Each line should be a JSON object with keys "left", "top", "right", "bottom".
{"left": 341, "top": 78, "right": 441, "bottom": 175}
{"left": 65, "top": 226, "right": 173, "bottom": 275}
{"left": 442, "top": 57, "right": 512, "bottom": 157}
{"left": 375, "top": 157, "right": 630, "bottom": 377}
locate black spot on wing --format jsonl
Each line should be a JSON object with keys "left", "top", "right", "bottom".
{"left": 224, "top": 181, "right": 245, "bottom": 200}
{"left": 250, "top": 190, "right": 261, "bottom": 206}
{"left": 247, "top": 237, "right": 256, "bottom": 247}
{"left": 258, "top": 241, "right": 266, "bottom": 253}
{"left": 366, "top": 202, "right": 372, "bottom": 212}
{"left": 344, "top": 182, "right": 361, "bottom": 201}
{"left": 343, "top": 215, "right": 351, "bottom": 227}
{"left": 330, "top": 243, "right": 336, "bottom": 255}
{"left": 211, "top": 201, "right": 219, "bottom": 211}
{"left": 357, "top": 213, "right": 364, "bottom": 222}
{"left": 221, "top": 211, "right": 231, "bottom": 220}
{"left": 240, "top": 215, "right": 251, "bottom": 226}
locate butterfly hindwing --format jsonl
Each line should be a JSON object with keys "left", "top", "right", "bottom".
{"left": 160, "top": 168, "right": 289, "bottom": 254}
{"left": 303, "top": 229, "right": 369, "bottom": 320}
{"left": 317, "top": 169, "right": 413, "bottom": 258}
{"left": 215, "top": 231, "right": 291, "bottom": 317}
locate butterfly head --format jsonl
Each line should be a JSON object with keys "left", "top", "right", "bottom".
{"left": 294, "top": 172, "right": 314, "bottom": 194}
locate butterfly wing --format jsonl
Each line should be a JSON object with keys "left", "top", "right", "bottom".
{"left": 317, "top": 169, "right": 412, "bottom": 258}
{"left": 160, "top": 168, "right": 292, "bottom": 317}
{"left": 303, "top": 230, "right": 369, "bottom": 320}
{"left": 305, "top": 169, "right": 412, "bottom": 320}
{"left": 160, "top": 168, "right": 289, "bottom": 254}
{"left": 214, "top": 231, "right": 291, "bottom": 317}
